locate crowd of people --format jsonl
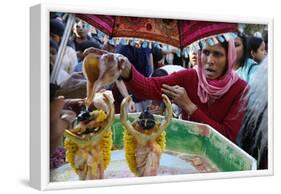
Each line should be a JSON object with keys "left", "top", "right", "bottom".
{"left": 49, "top": 14, "right": 268, "bottom": 170}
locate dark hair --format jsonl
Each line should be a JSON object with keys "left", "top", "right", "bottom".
{"left": 152, "top": 46, "right": 163, "bottom": 62}
{"left": 50, "top": 19, "right": 65, "bottom": 37}
{"left": 236, "top": 32, "right": 248, "bottom": 66}
{"left": 50, "top": 39, "right": 58, "bottom": 52}
{"left": 151, "top": 68, "right": 168, "bottom": 77}
{"left": 247, "top": 37, "right": 264, "bottom": 58}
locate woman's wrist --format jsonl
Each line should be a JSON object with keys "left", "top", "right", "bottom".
{"left": 184, "top": 103, "right": 198, "bottom": 117}
{"left": 121, "top": 62, "right": 132, "bottom": 80}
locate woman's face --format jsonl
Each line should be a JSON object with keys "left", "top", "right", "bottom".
{"left": 252, "top": 41, "right": 266, "bottom": 63}
{"left": 234, "top": 37, "right": 244, "bottom": 65}
{"left": 201, "top": 43, "right": 227, "bottom": 80}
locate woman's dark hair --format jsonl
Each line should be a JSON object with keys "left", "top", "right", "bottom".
{"left": 220, "top": 40, "right": 229, "bottom": 53}
{"left": 236, "top": 32, "right": 248, "bottom": 66}
{"left": 247, "top": 37, "right": 264, "bottom": 58}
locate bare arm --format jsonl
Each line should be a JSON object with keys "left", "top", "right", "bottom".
{"left": 115, "top": 79, "right": 130, "bottom": 98}
{"left": 116, "top": 80, "right": 136, "bottom": 112}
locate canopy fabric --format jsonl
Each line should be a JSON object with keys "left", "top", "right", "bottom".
{"left": 76, "top": 14, "right": 238, "bottom": 50}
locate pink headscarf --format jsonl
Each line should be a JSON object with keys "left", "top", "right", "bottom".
{"left": 195, "top": 39, "right": 239, "bottom": 103}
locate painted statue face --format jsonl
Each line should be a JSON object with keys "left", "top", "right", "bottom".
{"left": 251, "top": 41, "right": 266, "bottom": 63}
{"left": 201, "top": 43, "right": 227, "bottom": 80}
{"left": 235, "top": 37, "right": 244, "bottom": 65}
{"left": 138, "top": 109, "right": 155, "bottom": 130}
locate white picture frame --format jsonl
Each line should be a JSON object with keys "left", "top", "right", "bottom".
{"left": 30, "top": 3, "right": 274, "bottom": 191}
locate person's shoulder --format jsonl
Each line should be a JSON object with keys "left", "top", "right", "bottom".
{"left": 245, "top": 58, "right": 258, "bottom": 70}
{"left": 245, "top": 58, "right": 258, "bottom": 66}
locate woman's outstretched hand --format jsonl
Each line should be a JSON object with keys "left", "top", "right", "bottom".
{"left": 161, "top": 84, "right": 197, "bottom": 116}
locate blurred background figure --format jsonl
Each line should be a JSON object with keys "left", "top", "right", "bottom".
{"left": 116, "top": 44, "right": 154, "bottom": 112}
{"left": 237, "top": 57, "right": 268, "bottom": 169}
{"left": 101, "top": 35, "right": 116, "bottom": 53}
{"left": 49, "top": 39, "right": 58, "bottom": 74}
{"left": 151, "top": 44, "right": 165, "bottom": 70}
{"left": 247, "top": 36, "right": 267, "bottom": 64}
{"left": 71, "top": 19, "right": 102, "bottom": 62}
{"left": 233, "top": 32, "right": 258, "bottom": 83}
{"left": 187, "top": 51, "right": 198, "bottom": 69}
{"left": 50, "top": 18, "right": 78, "bottom": 85}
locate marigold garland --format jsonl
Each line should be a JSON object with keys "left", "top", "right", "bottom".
{"left": 64, "top": 110, "right": 112, "bottom": 173}
{"left": 123, "top": 123, "right": 166, "bottom": 176}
